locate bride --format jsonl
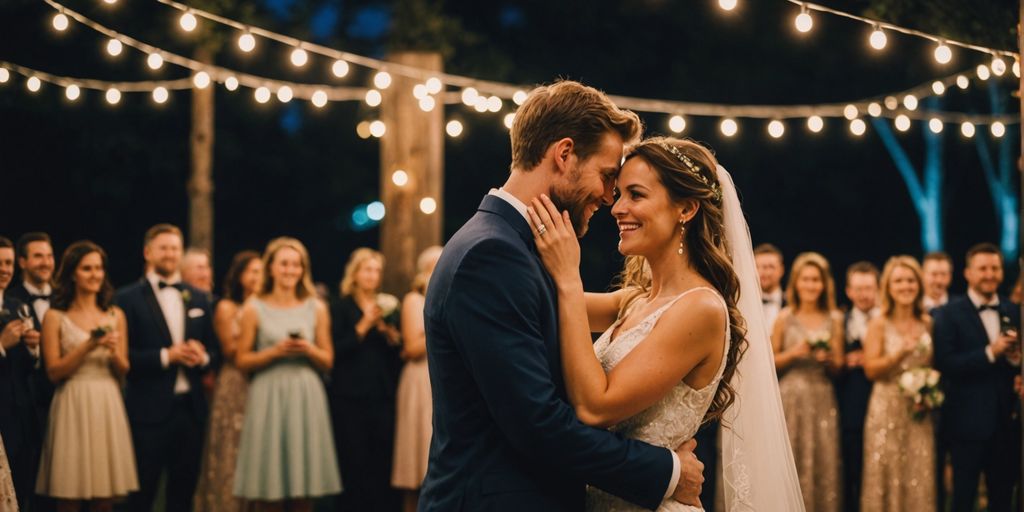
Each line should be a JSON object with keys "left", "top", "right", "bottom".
{"left": 526, "top": 136, "right": 803, "bottom": 511}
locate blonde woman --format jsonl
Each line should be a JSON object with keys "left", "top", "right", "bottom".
{"left": 234, "top": 238, "right": 341, "bottom": 512}
{"left": 771, "top": 251, "right": 844, "bottom": 512}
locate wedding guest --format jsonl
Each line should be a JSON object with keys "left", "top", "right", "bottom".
{"left": 234, "top": 237, "right": 341, "bottom": 511}
{"left": 933, "top": 243, "right": 1021, "bottom": 512}
{"left": 330, "top": 248, "right": 401, "bottom": 512}
{"left": 771, "top": 251, "right": 844, "bottom": 512}
{"left": 860, "top": 256, "right": 935, "bottom": 511}
{"left": 836, "top": 261, "right": 879, "bottom": 512}
{"left": 922, "top": 251, "right": 953, "bottom": 312}
{"left": 115, "top": 224, "right": 217, "bottom": 512}
{"left": 0, "top": 432, "right": 14, "bottom": 512}
{"left": 193, "top": 251, "right": 262, "bottom": 512}
{"left": 182, "top": 248, "right": 214, "bottom": 294}
{"left": 392, "top": 246, "right": 442, "bottom": 512}
{"left": 36, "top": 241, "right": 138, "bottom": 512}
{"left": 0, "top": 237, "right": 31, "bottom": 511}
{"left": 755, "top": 243, "right": 786, "bottom": 328}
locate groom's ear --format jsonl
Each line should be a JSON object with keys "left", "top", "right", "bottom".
{"left": 550, "top": 137, "right": 576, "bottom": 174}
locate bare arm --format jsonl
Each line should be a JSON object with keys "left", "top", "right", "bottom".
{"left": 107, "top": 308, "right": 130, "bottom": 376}
{"left": 301, "top": 300, "right": 334, "bottom": 371}
{"left": 401, "top": 292, "right": 427, "bottom": 360}
{"left": 234, "top": 303, "right": 284, "bottom": 372}
{"left": 213, "top": 300, "right": 240, "bottom": 360}
{"left": 584, "top": 290, "right": 628, "bottom": 334}
{"left": 826, "top": 311, "right": 846, "bottom": 375}
{"left": 42, "top": 310, "right": 98, "bottom": 382}
{"left": 772, "top": 309, "right": 809, "bottom": 371}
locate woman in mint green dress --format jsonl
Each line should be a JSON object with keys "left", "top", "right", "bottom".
{"left": 234, "top": 237, "right": 342, "bottom": 511}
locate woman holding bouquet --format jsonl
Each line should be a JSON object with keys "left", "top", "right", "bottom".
{"left": 861, "top": 256, "right": 936, "bottom": 510}
{"left": 329, "top": 248, "right": 401, "bottom": 512}
{"left": 771, "top": 251, "right": 844, "bottom": 512}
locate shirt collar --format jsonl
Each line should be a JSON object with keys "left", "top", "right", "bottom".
{"left": 23, "top": 281, "right": 52, "bottom": 296}
{"left": 764, "top": 288, "right": 783, "bottom": 303}
{"left": 488, "top": 188, "right": 529, "bottom": 222}
{"left": 147, "top": 271, "right": 182, "bottom": 290}
{"left": 967, "top": 288, "right": 998, "bottom": 309}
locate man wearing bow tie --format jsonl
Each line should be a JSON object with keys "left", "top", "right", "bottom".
{"left": 755, "top": 244, "right": 786, "bottom": 328}
{"left": 933, "top": 243, "right": 1021, "bottom": 512}
{"left": 115, "top": 224, "right": 218, "bottom": 512}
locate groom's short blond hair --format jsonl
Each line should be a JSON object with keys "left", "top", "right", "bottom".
{"left": 510, "top": 80, "right": 641, "bottom": 172}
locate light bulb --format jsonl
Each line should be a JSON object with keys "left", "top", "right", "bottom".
{"left": 504, "top": 113, "right": 515, "bottom": 129}
{"left": 179, "top": 12, "right": 197, "bottom": 32}
{"left": 903, "top": 94, "right": 918, "bottom": 111}
{"left": 461, "top": 87, "right": 479, "bottom": 105}
{"left": 976, "top": 64, "right": 991, "bottom": 81}
{"left": 884, "top": 96, "right": 899, "bottom": 110}
{"left": 52, "top": 13, "right": 69, "bottom": 31}
{"left": 193, "top": 71, "right": 211, "bottom": 89}
{"left": 807, "top": 115, "right": 824, "bottom": 133}
{"left": 26, "top": 76, "right": 41, "bottom": 92}
{"left": 934, "top": 42, "right": 952, "bottom": 64}
{"left": 894, "top": 115, "right": 911, "bottom": 132}
{"left": 102, "top": 0, "right": 117, "bottom": 4}
{"left": 718, "top": 0, "right": 738, "bottom": 11}
{"left": 956, "top": 75, "right": 969, "bottom": 89}
{"left": 311, "top": 90, "right": 328, "bottom": 108}
{"left": 931, "top": 81, "right": 945, "bottom": 95}
{"left": 795, "top": 10, "right": 813, "bottom": 33}
{"left": 238, "top": 32, "right": 255, "bottom": 53}
{"left": 147, "top": 53, "right": 164, "bottom": 70}
{"left": 413, "top": 84, "right": 428, "bottom": 100}
{"left": 356, "top": 121, "right": 371, "bottom": 139}
{"left": 332, "top": 60, "right": 349, "bottom": 78}
{"left": 928, "top": 118, "right": 943, "bottom": 133}
{"left": 867, "top": 103, "right": 882, "bottom": 117}
{"left": 373, "top": 71, "right": 392, "bottom": 89}
{"left": 473, "top": 96, "right": 488, "bottom": 113}
{"left": 367, "top": 202, "right": 386, "bottom": 221}
{"left": 849, "top": 119, "right": 866, "bottom": 136}
{"left": 224, "top": 76, "right": 239, "bottom": 91}
{"left": 64, "top": 84, "right": 80, "bottom": 101}
{"left": 153, "top": 86, "right": 169, "bottom": 104}
{"left": 254, "top": 86, "right": 271, "bottom": 103}
{"left": 290, "top": 48, "right": 308, "bottom": 67}
{"left": 1014, "top": 60, "right": 1021, "bottom": 78}
{"left": 0, "top": 68, "right": 9, "bottom": 83}
{"left": 767, "top": 120, "right": 785, "bottom": 138}
{"left": 392, "top": 170, "right": 409, "bottom": 187}
{"left": 991, "top": 57, "right": 1006, "bottom": 76}
{"left": 106, "top": 38, "right": 123, "bottom": 57}
{"left": 365, "top": 89, "right": 382, "bottom": 107}
{"left": 276, "top": 86, "right": 293, "bottom": 103}
{"left": 869, "top": 27, "right": 887, "bottom": 50}
{"left": 991, "top": 122, "right": 1006, "bottom": 138}
{"left": 105, "top": 88, "right": 121, "bottom": 105}
{"left": 513, "top": 90, "right": 528, "bottom": 105}
{"left": 668, "top": 115, "right": 686, "bottom": 133}
{"left": 960, "top": 122, "right": 975, "bottom": 138}
{"left": 446, "top": 120, "right": 463, "bottom": 137}
{"left": 486, "top": 96, "right": 503, "bottom": 113}
{"left": 425, "top": 77, "right": 443, "bottom": 94}
{"left": 720, "top": 118, "right": 738, "bottom": 137}
{"left": 843, "top": 104, "right": 858, "bottom": 120}
{"left": 420, "top": 197, "right": 438, "bottom": 214}
{"left": 369, "top": 120, "right": 386, "bottom": 138}
{"left": 418, "top": 96, "right": 436, "bottom": 112}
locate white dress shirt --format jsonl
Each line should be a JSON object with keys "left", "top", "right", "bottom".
{"left": 22, "top": 281, "right": 51, "bottom": 359}
{"left": 923, "top": 293, "right": 949, "bottom": 311}
{"left": 967, "top": 288, "right": 1019, "bottom": 365}
{"left": 490, "top": 188, "right": 683, "bottom": 499}
{"left": 762, "top": 288, "right": 784, "bottom": 330}
{"left": 846, "top": 307, "right": 880, "bottom": 345}
{"left": 147, "top": 271, "right": 193, "bottom": 394}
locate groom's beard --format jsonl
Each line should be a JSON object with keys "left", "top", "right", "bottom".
{"left": 549, "top": 185, "right": 593, "bottom": 238}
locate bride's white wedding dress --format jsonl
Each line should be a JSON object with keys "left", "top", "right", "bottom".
{"left": 586, "top": 287, "right": 729, "bottom": 512}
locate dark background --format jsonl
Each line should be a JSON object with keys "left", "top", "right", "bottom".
{"left": 0, "top": 0, "right": 1019, "bottom": 301}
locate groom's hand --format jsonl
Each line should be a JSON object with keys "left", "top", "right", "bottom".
{"left": 671, "top": 438, "right": 704, "bottom": 507}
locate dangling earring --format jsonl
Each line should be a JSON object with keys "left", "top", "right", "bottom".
{"left": 678, "top": 221, "right": 686, "bottom": 255}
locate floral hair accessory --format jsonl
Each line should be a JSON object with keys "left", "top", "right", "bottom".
{"left": 654, "top": 141, "right": 722, "bottom": 204}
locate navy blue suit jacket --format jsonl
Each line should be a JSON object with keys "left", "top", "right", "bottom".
{"left": 836, "top": 310, "right": 873, "bottom": 430}
{"left": 115, "top": 279, "right": 217, "bottom": 425}
{"left": 933, "top": 295, "right": 1019, "bottom": 442}
{"left": 419, "top": 195, "right": 672, "bottom": 512}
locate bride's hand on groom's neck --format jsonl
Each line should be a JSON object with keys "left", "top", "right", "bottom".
{"left": 527, "top": 195, "right": 582, "bottom": 287}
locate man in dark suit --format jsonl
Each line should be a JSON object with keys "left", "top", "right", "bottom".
{"left": 115, "top": 224, "right": 217, "bottom": 512}
{"left": 836, "top": 261, "right": 879, "bottom": 512}
{"left": 933, "top": 243, "right": 1021, "bottom": 512}
{"left": 420, "top": 81, "right": 703, "bottom": 512}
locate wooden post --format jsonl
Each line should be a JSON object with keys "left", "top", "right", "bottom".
{"left": 379, "top": 53, "right": 444, "bottom": 296}
{"left": 188, "top": 45, "right": 215, "bottom": 253}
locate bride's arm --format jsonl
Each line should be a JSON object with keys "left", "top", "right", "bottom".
{"left": 584, "top": 290, "right": 628, "bottom": 333}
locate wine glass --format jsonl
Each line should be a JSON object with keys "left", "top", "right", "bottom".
{"left": 17, "top": 303, "right": 33, "bottom": 330}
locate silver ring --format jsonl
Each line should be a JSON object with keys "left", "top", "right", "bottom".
{"left": 537, "top": 224, "right": 547, "bottom": 235}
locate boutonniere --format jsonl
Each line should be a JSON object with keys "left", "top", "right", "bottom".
{"left": 180, "top": 289, "right": 192, "bottom": 305}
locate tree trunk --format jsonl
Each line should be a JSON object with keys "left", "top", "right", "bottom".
{"left": 380, "top": 53, "right": 444, "bottom": 296}
{"left": 188, "top": 46, "right": 215, "bottom": 253}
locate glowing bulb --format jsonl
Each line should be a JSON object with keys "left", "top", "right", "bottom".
{"left": 504, "top": 113, "right": 515, "bottom": 129}
{"left": 932, "top": 81, "right": 945, "bottom": 95}
{"left": 884, "top": 96, "right": 899, "bottom": 110}
{"left": 365, "top": 89, "right": 382, "bottom": 107}
{"left": 718, "top": 0, "right": 737, "bottom": 11}
{"left": 238, "top": 32, "right": 255, "bottom": 53}
{"left": 928, "top": 118, "right": 943, "bottom": 133}
{"left": 767, "top": 120, "right": 785, "bottom": 138}
{"left": 991, "top": 57, "right": 1006, "bottom": 76}
{"left": 332, "top": 60, "right": 349, "bottom": 78}
{"left": 843, "top": 104, "right": 858, "bottom": 120}
{"left": 934, "top": 42, "right": 952, "bottom": 64}
{"left": 473, "top": 96, "right": 489, "bottom": 113}
{"left": 290, "top": 48, "right": 308, "bottom": 67}
{"left": 903, "top": 94, "right": 918, "bottom": 111}
{"left": 147, "top": 53, "right": 164, "bottom": 70}
{"left": 153, "top": 86, "right": 169, "bottom": 104}
{"left": 311, "top": 90, "right": 328, "bottom": 107}
{"left": 52, "top": 13, "right": 69, "bottom": 31}
{"left": 367, "top": 202, "right": 386, "bottom": 221}
{"left": 179, "top": 12, "right": 197, "bottom": 32}
{"left": 960, "top": 122, "right": 975, "bottom": 138}
{"left": 425, "top": 77, "right": 443, "bottom": 95}
{"left": 193, "top": 71, "right": 211, "bottom": 89}
{"left": 64, "top": 84, "right": 80, "bottom": 101}
{"left": 392, "top": 170, "right": 409, "bottom": 187}
{"left": 461, "top": 87, "right": 479, "bottom": 105}
{"left": 418, "top": 96, "right": 436, "bottom": 112}
{"left": 894, "top": 115, "right": 911, "bottom": 132}
{"left": 807, "top": 115, "right": 823, "bottom": 133}
{"left": 849, "top": 119, "right": 866, "bottom": 136}
{"left": 486, "top": 96, "right": 503, "bottom": 113}
{"left": 105, "top": 88, "right": 121, "bottom": 105}
{"left": 106, "top": 38, "right": 123, "bottom": 57}
{"left": 26, "top": 76, "right": 41, "bottom": 92}
{"left": 373, "top": 71, "right": 392, "bottom": 89}
{"left": 254, "top": 86, "right": 271, "bottom": 103}
{"left": 1014, "top": 60, "right": 1021, "bottom": 78}
{"left": 446, "top": 120, "right": 463, "bottom": 137}
{"left": 0, "top": 68, "right": 9, "bottom": 83}
{"left": 103, "top": 0, "right": 117, "bottom": 4}
{"left": 794, "top": 10, "right": 813, "bottom": 33}
{"left": 420, "top": 197, "right": 438, "bottom": 215}
{"left": 224, "top": 76, "right": 239, "bottom": 91}
{"left": 356, "top": 121, "right": 371, "bottom": 139}
{"left": 720, "top": 118, "right": 738, "bottom": 137}
{"left": 276, "top": 86, "right": 293, "bottom": 103}
{"left": 668, "top": 115, "right": 686, "bottom": 133}
{"left": 869, "top": 27, "right": 887, "bottom": 50}
{"left": 976, "top": 64, "right": 991, "bottom": 81}
{"left": 991, "top": 122, "right": 1005, "bottom": 138}
{"left": 369, "top": 120, "right": 386, "bottom": 138}
{"left": 956, "top": 75, "right": 969, "bottom": 89}
{"left": 513, "top": 90, "right": 528, "bottom": 105}
{"left": 413, "top": 84, "right": 428, "bottom": 99}
{"left": 867, "top": 103, "right": 882, "bottom": 117}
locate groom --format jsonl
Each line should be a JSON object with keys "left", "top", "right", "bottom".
{"left": 420, "top": 80, "right": 703, "bottom": 511}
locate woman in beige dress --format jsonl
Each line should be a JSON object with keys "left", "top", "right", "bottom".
{"left": 772, "top": 251, "right": 844, "bottom": 512}
{"left": 36, "top": 241, "right": 138, "bottom": 512}
{"left": 194, "top": 251, "right": 262, "bottom": 512}
{"left": 0, "top": 433, "right": 15, "bottom": 512}
{"left": 861, "top": 256, "right": 936, "bottom": 510}
{"left": 391, "top": 246, "right": 442, "bottom": 512}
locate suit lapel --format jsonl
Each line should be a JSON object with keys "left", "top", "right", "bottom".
{"left": 958, "top": 298, "right": 990, "bottom": 347}
{"left": 140, "top": 278, "right": 174, "bottom": 347}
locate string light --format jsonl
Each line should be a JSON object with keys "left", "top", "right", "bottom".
{"left": 903, "top": 94, "right": 918, "bottom": 111}
{"left": 928, "top": 118, "right": 943, "bottom": 133}
{"left": 331, "top": 60, "right": 349, "bottom": 78}
{"left": 956, "top": 75, "right": 969, "bottom": 89}
{"left": 446, "top": 120, "right": 463, "bottom": 137}
{"left": 355, "top": 121, "right": 371, "bottom": 139}
{"left": 276, "top": 85, "right": 293, "bottom": 103}
{"left": 461, "top": 87, "right": 479, "bottom": 106}
{"left": 931, "top": 81, "right": 945, "bottom": 95}
{"left": 425, "top": 77, "right": 442, "bottom": 95}
{"left": 486, "top": 96, "right": 503, "bottom": 113}
{"left": 418, "top": 95, "right": 436, "bottom": 112}
{"left": 27, "top": 76, "right": 41, "bottom": 92}
{"left": 106, "top": 38, "right": 123, "bottom": 57}
{"left": 365, "top": 89, "right": 382, "bottom": 107}
{"left": 152, "top": 86, "right": 169, "bottom": 103}
{"left": 934, "top": 42, "right": 952, "bottom": 64}
{"left": 105, "top": 87, "right": 121, "bottom": 104}
{"left": 64, "top": 84, "right": 80, "bottom": 100}
{"left": 373, "top": 71, "right": 392, "bottom": 89}
{"left": 0, "top": 68, "right": 9, "bottom": 83}
{"left": 512, "top": 90, "right": 528, "bottom": 105}
{"left": 991, "top": 121, "right": 1005, "bottom": 138}
{"left": 849, "top": 118, "right": 866, "bottom": 136}
{"left": 843, "top": 104, "right": 858, "bottom": 120}
{"left": 867, "top": 102, "right": 882, "bottom": 117}
{"left": 503, "top": 113, "right": 515, "bottom": 129}
{"left": 224, "top": 76, "right": 239, "bottom": 91}
{"left": 311, "top": 90, "right": 328, "bottom": 107}
{"left": 884, "top": 96, "right": 898, "bottom": 110}
{"left": 420, "top": 197, "right": 438, "bottom": 214}
{"left": 869, "top": 26, "right": 887, "bottom": 50}
{"left": 290, "top": 47, "right": 308, "bottom": 67}
{"left": 960, "top": 122, "right": 975, "bottom": 138}
{"left": 807, "top": 115, "right": 824, "bottom": 133}
{"left": 412, "top": 84, "right": 428, "bottom": 99}
{"left": 254, "top": 86, "right": 270, "bottom": 103}
{"left": 767, "top": 120, "right": 785, "bottom": 138}
{"left": 367, "top": 202, "right": 386, "bottom": 221}
{"left": 991, "top": 56, "right": 1006, "bottom": 76}
{"left": 147, "top": 53, "right": 164, "bottom": 70}
{"left": 52, "top": 12, "right": 69, "bottom": 31}
{"left": 976, "top": 64, "right": 991, "bottom": 81}
{"left": 179, "top": 11, "right": 197, "bottom": 32}
{"left": 369, "top": 120, "right": 386, "bottom": 137}
{"left": 720, "top": 118, "right": 738, "bottom": 137}
{"left": 392, "top": 170, "right": 409, "bottom": 186}
{"left": 794, "top": 6, "right": 813, "bottom": 33}
{"left": 668, "top": 115, "right": 686, "bottom": 133}
{"left": 894, "top": 114, "right": 911, "bottom": 132}
{"left": 472, "top": 96, "right": 488, "bottom": 113}
{"left": 718, "top": 0, "right": 738, "bottom": 11}
{"left": 102, "top": 0, "right": 116, "bottom": 4}
{"left": 238, "top": 32, "right": 255, "bottom": 52}
{"left": 1014, "top": 60, "right": 1021, "bottom": 78}
{"left": 192, "top": 71, "right": 211, "bottom": 89}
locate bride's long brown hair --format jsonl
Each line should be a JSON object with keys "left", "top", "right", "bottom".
{"left": 615, "top": 137, "right": 748, "bottom": 425}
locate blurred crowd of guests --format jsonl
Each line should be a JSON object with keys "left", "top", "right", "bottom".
{"left": 0, "top": 226, "right": 441, "bottom": 512}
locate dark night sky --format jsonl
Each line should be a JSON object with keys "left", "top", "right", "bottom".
{"left": 0, "top": 0, "right": 1018, "bottom": 300}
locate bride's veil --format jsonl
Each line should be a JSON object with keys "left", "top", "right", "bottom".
{"left": 715, "top": 165, "right": 805, "bottom": 511}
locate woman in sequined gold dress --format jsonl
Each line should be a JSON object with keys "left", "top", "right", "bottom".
{"left": 0, "top": 433, "right": 15, "bottom": 512}
{"left": 193, "top": 251, "right": 262, "bottom": 512}
{"left": 771, "top": 252, "right": 845, "bottom": 512}
{"left": 861, "top": 256, "right": 936, "bottom": 511}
